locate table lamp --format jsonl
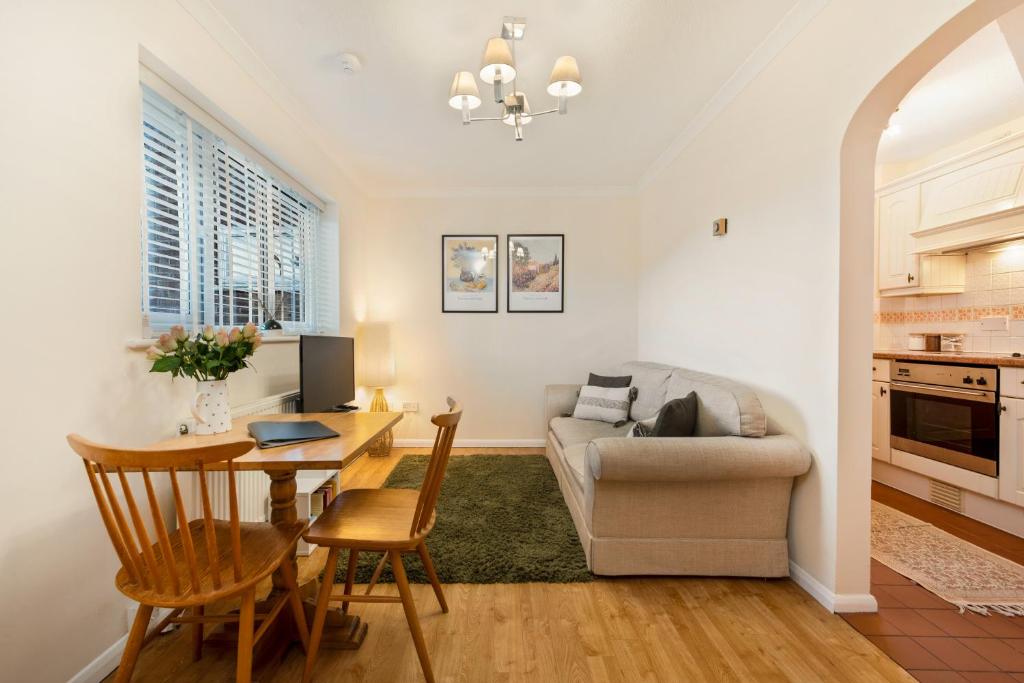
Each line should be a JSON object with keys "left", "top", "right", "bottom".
{"left": 357, "top": 322, "right": 395, "bottom": 456}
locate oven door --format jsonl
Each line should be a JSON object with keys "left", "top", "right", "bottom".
{"left": 889, "top": 381, "right": 999, "bottom": 477}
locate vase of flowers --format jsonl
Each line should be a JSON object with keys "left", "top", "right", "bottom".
{"left": 147, "top": 322, "right": 263, "bottom": 435}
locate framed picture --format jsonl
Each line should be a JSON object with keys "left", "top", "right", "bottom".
{"left": 442, "top": 235, "right": 499, "bottom": 313}
{"left": 507, "top": 234, "right": 564, "bottom": 313}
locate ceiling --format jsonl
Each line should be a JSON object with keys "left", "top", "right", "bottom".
{"left": 207, "top": 0, "right": 803, "bottom": 193}
{"left": 877, "top": 17, "right": 1024, "bottom": 165}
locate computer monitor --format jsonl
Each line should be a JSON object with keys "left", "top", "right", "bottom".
{"left": 299, "top": 335, "right": 355, "bottom": 412}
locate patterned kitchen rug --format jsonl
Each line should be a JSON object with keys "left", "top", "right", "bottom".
{"left": 872, "top": 501, "right": 1024, "bottom": 615}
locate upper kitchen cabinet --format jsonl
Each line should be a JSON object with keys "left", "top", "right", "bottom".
{"left": 878, "top": 186, "right": 920, "bottom": 291}
{"left": 877, "top": 185, "right": 966, "bottom": 296}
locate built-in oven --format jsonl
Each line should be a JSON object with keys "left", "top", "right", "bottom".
{"left": 889, "top": 361, "right": 999, "bottom": 477}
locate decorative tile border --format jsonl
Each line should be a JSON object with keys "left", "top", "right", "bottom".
{"left": 876, "top": 306, "right": 1023, "bottom": 325}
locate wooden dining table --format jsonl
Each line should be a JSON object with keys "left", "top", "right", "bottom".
{"left": 147, "top": 410, "right": 403, "bottom": 661}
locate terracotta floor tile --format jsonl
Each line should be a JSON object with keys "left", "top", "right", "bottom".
{"left": 960, "top": 639, "right": 1024, "bottom": 672}
{"left": 960, "top": 672, "right": 1019, "bottom": 682}
{"left": 963, "top": 615, "right": 1024, "bottom": 639}
{"left": 843, "top": 611, "right": 904, "bottom": 636}
{"left": 882, "top": 609, "right": 951, "bottom": 636}
{"left": 874, "top": 585, "right": 911, "bottom": 608}
{"left": 873, "top": 561, "right": 917, "bottom": 586}
{"left": 916, "top": 637, "right": 1000, "bottom": 671}
{"left": 868, "top": 635, "right": 949, "bottom": 670}
{"left": 884, "top": 586, "right": 957, "bottom": 610}
{"left": 918, "top": 610, "right": 992, "bottom": 638}
{"left": 908, "top": 672, "right": 968, "bottom": 683}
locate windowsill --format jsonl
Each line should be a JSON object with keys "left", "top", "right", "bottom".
{"left": 126, "top": 335, "right": 300, "bottom": 351}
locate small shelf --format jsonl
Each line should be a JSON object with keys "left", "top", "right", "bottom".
{"left": 267, "top": 469, "right": 340, "bottom": 556}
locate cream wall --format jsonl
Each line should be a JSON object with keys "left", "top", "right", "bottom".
{"left": 351, "top": 194, "right": 639, "bottom": 441}
{"left": 0, "top": 1, "right": 367, "bottom": 681}
{"left": 637, "top": 0, "right": 981, "bottom": 603}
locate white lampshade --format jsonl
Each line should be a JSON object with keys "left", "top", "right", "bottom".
{"left": 448, "top": 71, "right": 481, "bottom": 110}
{"left": 479, "top": 37, "right": 516, "bottom": 84}
{"left": 356, "top": 322, "right": 395, "bottom": 388}
{"left": 502, "top": 91, "right": 532, "bottom": 126}
{"left": 546, "top": 55, "right": 582, "bottom": 97}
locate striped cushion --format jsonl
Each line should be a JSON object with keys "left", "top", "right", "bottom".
{"left": 573, "top": 385, "right": 632, "bottom": 424}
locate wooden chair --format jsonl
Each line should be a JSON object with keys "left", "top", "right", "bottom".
{"left": 301, "top": 397, "right": 463, "bottom": 683}
{"left": 66, "top": 434, "right": 310, "bottom": 683}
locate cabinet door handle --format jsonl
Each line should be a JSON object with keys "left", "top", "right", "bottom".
{"left": 880, "top": 387, "right": 887, "bottom": 396}
{"left": 1001, "top": 403, "right": 1008, "bottom": 413}
{"left": 907, "top": 273, "right": 915, "bottom": 283}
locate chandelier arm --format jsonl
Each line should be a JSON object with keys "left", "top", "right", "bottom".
{"left": 467, "top": 115, "right": 508, "bottom": 122}
{"left": 528, "top": 108, "right": 559, "bottom": 117}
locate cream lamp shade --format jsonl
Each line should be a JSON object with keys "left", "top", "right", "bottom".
{"left": 479, "top": 37, "right": 516, "bottom": 83}
{"left": 502, "top": 91, "right": 532, "bottom": 125}
{"left": 546, "top": 55, "right": 582, "bottom": 97}
{"left": 448, "top": 71, "right": 481, "bottom": 110}
{"left": 356, "top": 322, "right": 395, "bottom": 388}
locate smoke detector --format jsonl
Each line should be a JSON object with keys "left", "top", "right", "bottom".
{"left": 338, "top": 53, "right": 363, "bottom": 74}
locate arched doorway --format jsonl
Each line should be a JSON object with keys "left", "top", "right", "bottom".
{"left": 837, "top": 0, "right": 1024, "bottom": 607}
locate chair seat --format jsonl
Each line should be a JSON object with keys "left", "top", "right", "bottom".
{"left": 116, "top": 519, "right": 306, "bottom": 607}
{"left": 304, "top": 488, "right": 433, "bottom": 550}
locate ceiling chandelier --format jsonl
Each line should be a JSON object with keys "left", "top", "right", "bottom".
{"left": 447, "top": 16, "right": 583, "bottom": 141}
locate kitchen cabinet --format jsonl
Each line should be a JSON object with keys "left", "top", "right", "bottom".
{"left": 999, "top": 396, "right": 1024, "bottom": 506}
{"left": 872, "top": 380, "right": 890, "bottom": 463}
{"left": 877, "top": 186, "right": 920, "bottom": 291}
{"left": 876, "top": 186, "right": 965, "bottom": 297}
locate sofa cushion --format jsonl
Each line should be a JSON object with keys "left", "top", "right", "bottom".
{"left": 549, "top": 416, "right": 633, "bottom": 449}
{"left": 572, "top": 385, "right": 633, "bottom": 424}
{"left": 616, "top": 361, "right": 675, "bottom": 421}
{"left": 665, "top": 368, "right": 767, "bottom": 437}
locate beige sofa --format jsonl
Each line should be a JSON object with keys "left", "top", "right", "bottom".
{"left": 545, "top": 361, "right": 811, "bottom": 577}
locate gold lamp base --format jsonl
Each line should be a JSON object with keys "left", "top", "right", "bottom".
{"left": 368, "top": 387, "right": 393, "bottom": 457}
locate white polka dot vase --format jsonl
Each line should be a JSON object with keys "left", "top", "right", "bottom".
{"left": 191, "top": 379, "right": 232, "bottom": 435}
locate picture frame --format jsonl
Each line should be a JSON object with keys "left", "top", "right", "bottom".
{"left": 506, "top": 234, "right": 564, "bottom": 313}
{"left": 441, "top": 234, "right": 499, "bottom": 313}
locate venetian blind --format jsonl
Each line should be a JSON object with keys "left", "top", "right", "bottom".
{"left": 140, "top": 85, "right": 332, "bottom": 334}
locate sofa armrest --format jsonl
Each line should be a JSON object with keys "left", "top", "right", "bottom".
{"left": 586, "top": 435, "right": 811, "bottom": 483}
{"left": 544, "top": 384, "right": 581, "bottom": 430}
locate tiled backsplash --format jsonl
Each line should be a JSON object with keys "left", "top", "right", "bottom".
{"left": 875, "top": 239, "right": 1024, "bottom": 354}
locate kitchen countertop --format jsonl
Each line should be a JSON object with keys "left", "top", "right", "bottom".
{"left": 873, "top": 350, "right": 1024, "bottom": 367}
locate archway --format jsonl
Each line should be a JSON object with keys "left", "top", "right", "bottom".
{"left": 837, "top": 0, "right": 1024, "bottom": 607}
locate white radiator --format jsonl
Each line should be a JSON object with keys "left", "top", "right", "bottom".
{"left": 190, "top": 390, "right": 300, "bottom": 522}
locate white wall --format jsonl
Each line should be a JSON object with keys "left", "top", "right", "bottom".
{"left": 0, "top": 1, "right": 367, "bottom": 680}
{"left": 351, "top": 194, "right": 639, "bottom": 441}
{"left": 636, "top": 0, "right": 978, "bottom": 603}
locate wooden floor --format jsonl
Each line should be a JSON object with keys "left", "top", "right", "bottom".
{"left": 108, "top": 448, "right": 911, "bottom": 682}
{"left": 842, "top": 483, "right": 1024, "bottom": 682}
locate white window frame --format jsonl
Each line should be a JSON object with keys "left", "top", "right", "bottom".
{"left": 139, "top": 69, "right": 334, "bottom": 337}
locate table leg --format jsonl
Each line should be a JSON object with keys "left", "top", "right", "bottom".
{"left": 206, "top": 468, "right": 366, "bottom": 664}
{"left": 269, "top": 468, "right": 368, "bottom": 651}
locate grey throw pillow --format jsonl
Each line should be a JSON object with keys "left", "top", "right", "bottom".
{"left": 587, "top": 373, "right": 632, "bottom": 388}
{"left": 651, "top": 392, "right": 698, "bottom": 437}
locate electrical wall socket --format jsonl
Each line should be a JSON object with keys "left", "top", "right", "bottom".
{"left": 981, "top": 315, "right": 1008, "bottom": 332}
{"left": 712, "top": 218, "right": 727, "bottom": 236}
{"left": 402, "top": 402, "right": 419, "bottom": 413}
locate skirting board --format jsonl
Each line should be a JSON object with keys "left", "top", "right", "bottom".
{"left": 789, "top": 561, "right": 878, "bottom": 614}
{"left": 69, "top": 608, "right": 174, "bottom": 683}
{"left": 393, "top": 438, "right": 546, "bottom": 448}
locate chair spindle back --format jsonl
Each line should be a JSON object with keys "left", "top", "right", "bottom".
{"left": 67, "top": 434, "right": 255, "bottom": 600}
{"left": 410, "top": 397, "right": 462, "bottom": 536}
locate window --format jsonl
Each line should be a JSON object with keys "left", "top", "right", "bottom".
{"left": 140, "top": 84, "right": 335, "bottom": 334}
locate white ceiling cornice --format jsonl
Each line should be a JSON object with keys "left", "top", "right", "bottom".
{"left": 638, "top": 0, "right": 829, "bottom": 188}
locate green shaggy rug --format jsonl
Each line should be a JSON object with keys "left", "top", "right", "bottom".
{"left": 330, "top": 454, "right": 593, "bottom": 584}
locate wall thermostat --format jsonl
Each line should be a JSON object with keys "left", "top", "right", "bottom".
{"left": 712, "top": 218, "right": 727, "bottom": 236}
